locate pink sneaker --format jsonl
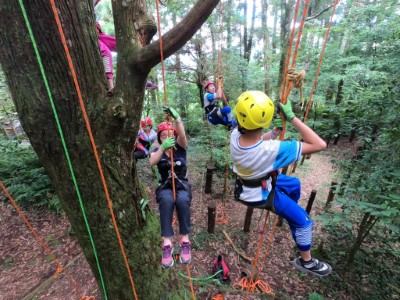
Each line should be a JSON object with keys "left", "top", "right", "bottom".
{"left": 179, "top": 240, "right": 191, "bottom": 264}
{"left": 161, "top": 244, "right": 174, "bottom": 268}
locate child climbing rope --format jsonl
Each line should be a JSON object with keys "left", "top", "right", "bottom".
{"left": 149, "top": 106, "right": 192, "bottom": 268}
{"left": 133, "top": 117, "right": 157, "bottom": 161}
{"left": 203, "top": 80, "right": 236, "bottom": 131}
{"left": 230, "top": 90, "right": 332, "bottom": 277}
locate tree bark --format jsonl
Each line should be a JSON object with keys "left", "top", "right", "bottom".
{"left": 0, "top": 0, "right": 219, "bottom": 298}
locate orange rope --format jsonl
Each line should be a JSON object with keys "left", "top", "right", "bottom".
{"left": 211, "top": 292, "right": 224, "bottom": 300}
{"left": 155, "top": 3, "right": 195, "bottom": 300}
{"left": 283, "top": 0, "right": 311, "bottom": 103}
{"left": 185, "top": 263, "right": 196, "bottom": 300}
{"left": 303, "top": 0, "right": 339, "bottom": 123}
{"left": 243, "top": 211, "right": 270, "bottom": 300}
{"left": 48, "top": 1, "right": 138, "bottom": 298}
{"left": 233, "top": 277, "right": 274, "bottom": 295}
{"left": 260, "top": 215, "right": 280, "bottom": 266}
{"left": 155, "top": 0, "right": 176, "bottom": 201}
{"left": 0, "top": 180, "right": 83, "bottom": 299}
{"left": 280, "top": 0, "right": 301, "bottom": 104}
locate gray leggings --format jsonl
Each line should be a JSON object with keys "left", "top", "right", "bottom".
{"left": 156, "top": 180, "right": 192, "bottom": 237}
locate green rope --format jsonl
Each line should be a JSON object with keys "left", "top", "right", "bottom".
{"left": 17, "top": 1, "right": 108, "bottom": 298}
{"left": 178, "top": 270, "right": 223, "bottom": 282}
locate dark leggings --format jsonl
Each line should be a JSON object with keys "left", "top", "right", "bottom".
{"left": 156, "top": 180, "right": 192, "bottom": 237}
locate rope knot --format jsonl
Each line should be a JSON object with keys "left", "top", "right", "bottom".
{"left": 287, "top": 68, "right": 306, "bottom": 88}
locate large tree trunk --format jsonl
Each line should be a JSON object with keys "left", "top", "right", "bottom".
{"left": 0, "top": 0, "right": 219, "bottom": 298}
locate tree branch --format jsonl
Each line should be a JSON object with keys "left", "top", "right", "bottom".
{"left": 306, "top": 5, "right": 335, "bottom": 21}
{"left": 136, "top": 0, "right": 220, "bottom": 72}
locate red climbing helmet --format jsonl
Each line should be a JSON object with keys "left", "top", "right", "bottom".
{"left": 141, "top": 117, "right": 153, "bottom": 127}
{"left": 204, "top": 80, "right": 215, "bottom": 91}
{"left": 157, "top": 122, "right": 178, "bottom": 144}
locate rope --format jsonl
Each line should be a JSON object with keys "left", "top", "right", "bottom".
{"left": 48, "top": 1, "right": 140, "bottom": 298}
{"left": 288, "top": 0, "right": 339, "bottom": 176}
{"left": 279, "top": 0, "right": 309, "bottom": 140}
{"left": 178, "top": 270, "right": 222, "bottom": 281}
{"left": 155, "top": 0, "right": 177, "bottom": 201}
{"left": 303, "top": 0, "right": 339, "bottom": 123}
{"left": 17, "top": 1, "right": 108, "bottom": 298}
{"left": 155, "top": 3, "right": 195, "bottom": 300}
{"left": 260, "top": 215, "right": 280, "bottom": 267}
{"left": 242, "top": 211, "right": 273, "bottom": 300}
{"left": 0, "top": 181, "right": 85, "bottom": 299}
{"left": 233, "top": 277, "right": 274, "bottom": 295}
{"left": 185, "top": 264, "right": 196, "bottom": 300}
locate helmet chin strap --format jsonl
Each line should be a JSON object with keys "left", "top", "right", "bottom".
{"left": 238, "top": 124, "right": 248, "bottom": 135}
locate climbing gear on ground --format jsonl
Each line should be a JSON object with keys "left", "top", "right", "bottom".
{"left": 161, "top": 244, "right": 174, "bottom": 268}
{"left": 211, "top": 255, "right": 230, "bottom": 283}
{"left": 209, "top": 290, "right": 224, "bottom": 300}
{"left": 235, "top": 91, "right": 275, "bottom": 130}
{"left": 278, "top": 100, "right": 295, "bottom": 121}
{"left": 141, "top": 117, "right": 152, "bottom": 127}
{"left": 204, "top": 80, "right": 215, "bottom": 90}
{"left": 241, "top": 264, "right": 259, "bottom": 282}
{"left": 292, "top": 257, "right": 332, "bottom": 277}
{"left": 160, "top": 137, "right": 175, "bottom": 151}
{"left": 179, "top": 240, "right": 192, "bottom": 264}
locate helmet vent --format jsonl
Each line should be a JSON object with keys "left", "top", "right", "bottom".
{"left": 250, "top": 104, "right": 255, "bottom": 109}
{"left": 262, "top": 111, "right": 265, "bottom": 117}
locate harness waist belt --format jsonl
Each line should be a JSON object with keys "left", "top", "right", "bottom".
{"left": 239, "top": 178, "right": 266, "bottom": 188}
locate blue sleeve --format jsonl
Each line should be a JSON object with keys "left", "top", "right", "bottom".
{"left": 273, "top": 141, "right": 302, "bottom": 170}
{"left": 206, "top": 93, "right": 216, "bottom": 101}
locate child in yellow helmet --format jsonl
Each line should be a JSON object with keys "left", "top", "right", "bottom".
{"left": 230, "top": 91, "right": 332, "bottom": 277}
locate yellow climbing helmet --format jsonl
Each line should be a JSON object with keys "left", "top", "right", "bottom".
{"left": 234, "top": 91, "right": 275, "bottom": 130}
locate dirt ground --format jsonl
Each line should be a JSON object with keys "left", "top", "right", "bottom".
{"left": 0, "top": 140, "right": 350, "bottom": 300}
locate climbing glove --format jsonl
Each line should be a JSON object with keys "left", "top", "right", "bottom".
{"left": 274, "top": 115, "right": 283, "bottom": 129}
{"left": 161, "top": 137, "right": 175, "bottom": 151}
{"left": 163, "top": 106, "right": 181, "bottom": 122}
{"left": 278, "top": 100, "right": 295, "bottom": 121}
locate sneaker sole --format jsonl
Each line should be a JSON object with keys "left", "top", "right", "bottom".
{"left": 162, "top": 248, "right": 174, "bottom": 269}
{"left": 292, "top": 258, "right": 332, "bottom": 278}
{"left": 179, "top": 256, "right": 191, "bottom": 264}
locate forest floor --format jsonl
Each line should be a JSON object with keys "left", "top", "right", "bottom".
{"left": 0, "top": 139, "right": 356, "bottom": 300}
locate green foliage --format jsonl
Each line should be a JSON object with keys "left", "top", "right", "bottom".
{"left": 0, "top": 135, "right": 61, "bottom": 212}
{"left": 308, "top": 292, "right": 324, "bottom": 300}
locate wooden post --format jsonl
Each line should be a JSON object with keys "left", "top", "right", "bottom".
{"left": 325, "top": 181, "right": 338, "bottom": 207}
{"left": 300, "top": 155, "right": 306, "bottom": 166}
{"left": 204, "top": 164, "right": 215, "bottom": 194}
{"left": 243, "top": 207, "right": 254, "bottom": 232}
{"left": 306, "top": 190, "right": 317, "bottom": 215}
{"left": 207, "top": 200, "right": 216, "bottom": 233}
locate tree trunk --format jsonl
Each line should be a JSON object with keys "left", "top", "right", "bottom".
{"left": 0, "top": 0, "right": 219, "bottom": 298}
